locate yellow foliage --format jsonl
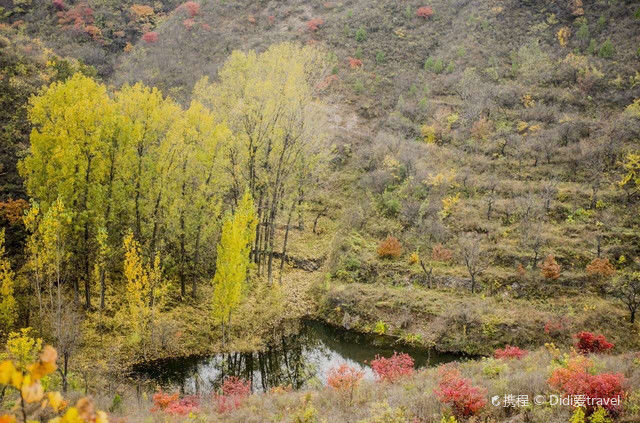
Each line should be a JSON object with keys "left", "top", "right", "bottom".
{"left": 0, "top": 229, "right": 16, "bottom": 332}
{"left": 521, "top": 94, "right": 535, "bottom": 108}
{"left": 212, "top": 190, "right": 258, "bottom": 326}
{"left": 439, "top": 193, "right": 461, "bottom": 219}
{"left": 420, "top": 124, "right": 437, "bottom": 143}
{"left": 619, "top": 152, "right": 640, "bottom": 190}
{"left": 557, "top": 27, "right": 571, "bottom": 47}
{"left": 625, "top": 99, "right": 640, "bottom": 118}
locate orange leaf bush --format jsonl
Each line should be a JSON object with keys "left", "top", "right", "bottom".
{"left": 377, "top": 235, "right": 402, "bottom": 259}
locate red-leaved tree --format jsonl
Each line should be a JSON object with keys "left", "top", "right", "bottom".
{"left": 370, "top": 352, "right": 414, "bottom": 382}
{"left": 574, "top": 331, "right": 614, "bottom": 354}
{"left": 307, "top": 18, "right": 324, "bottom": 31}
{"left": 142, "top": 31, "right": 159, "bottom": 43}
{"left": 151, "top": 390, "right": 199, "bottom": 415}
{"left": 434, "top": 365, "right": 487, "bottom": 418}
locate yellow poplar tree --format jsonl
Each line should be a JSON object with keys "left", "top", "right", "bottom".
{"left": 0, "top": 229, "right": 17, "bottom": 334}
{"left": 211, "top": 190, "right": 258, "bottom": 341}
{"left": 123, "top": 232, "right": 163, "bottom": 352}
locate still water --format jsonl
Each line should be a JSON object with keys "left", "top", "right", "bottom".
{"left": 132, "top": 320, "right": 465, "bottom": 393}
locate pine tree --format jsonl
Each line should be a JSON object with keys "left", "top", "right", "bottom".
{"left": 211, "top": 190, "right": 257, "bottom": 342}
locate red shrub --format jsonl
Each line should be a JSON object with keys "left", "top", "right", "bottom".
{"left": 52, "top": 0, "right": 65, "bottom": 10}
{"left": 327, "top": 364, "right": 364, "bottom": 391}
{"left": 434, "top": 365, "right": 486, "bottom": 418}
{"left": 494, "top": 345, "right": 528, "bottom": 360}
{"left": 548, "top": 355, "right": 626, "bottom": 414}
{"left": 574, "top": 332, "right": 614, "bottom": 354}
{"left": 183, "top": 18, "right": 195, "bottom": 29}
{"left": 179, "top": 1, "right": 200, "bottom": 17}
{"left": 370, "top": 352, "right": 414, "bottom": 382}
{"left": 417, "top": 6, "right": 434, "bottom": 18}
{"left": 307, "top": 18, "right": 324, "bottom": 31}
{"left": 151, "top": 391, "right": 199, "bottom": 415}
{"left": 348, "top": 57, "right": 363, "bottom": 69}
{"left": 213, "top": 376, "right": 251, "bottom": 413}
{"left": 142, "top": 31, "right": 159, "bottom": 43}
{"left": 544, "top": 319, "right": 565, "bottom": 335}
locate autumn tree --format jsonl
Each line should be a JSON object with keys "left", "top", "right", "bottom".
{"left": 458, "top": 233, "right": 488, "bottom": 293}
{"left": 211, "top": 191, "right": 258, "bottom": 343}
{"left": 612, "top": 272, "right": 640, "bottom": 323}
{"left": 194, "top": 42, "right": 328, "bottom": 283}
{"left": 163, "top": 100, "right": 231, "bottom": 297}
{"left": 586, "top": 257, "right": 615, "bottom": 292}
{"left": 123, "top": 232, "right": 165, "bottom": 357}
{"left": 0, "top": 229, "right": 17, "bottom": 335}
{"left": 19, "top": 73, "right": 117, "bottom": 308}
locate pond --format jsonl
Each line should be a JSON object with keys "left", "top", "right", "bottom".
{"left": 132, "top": 320, "right": 466, "bottom": 394}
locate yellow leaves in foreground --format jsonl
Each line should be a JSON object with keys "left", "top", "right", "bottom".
{"left": 0, "top": 345, "right": 107, "bottom": 422}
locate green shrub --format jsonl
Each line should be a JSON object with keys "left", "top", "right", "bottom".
{"left": 598, "top": 40, "right": 614, "bottom": 58}
{"left": 375, "top": 50, "right": 386, "bottom": 63}
{"left": 355, "top": 26, "right": 367, "bottom": 42}
{"left": 576, "top": 21, "right": 589, "bottom": 41}
{"left": 587, "top": 38, "right": 598, "bottom": 55}
{"left": 353, "top": 79, "right": 364, "bottom": 94}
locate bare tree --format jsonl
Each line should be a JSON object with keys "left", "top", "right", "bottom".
{"left": 458, "top": 233, "right": 488, "bottom": 294}
{"left": 612, "top": 272, "right": 640, "bottom": 324}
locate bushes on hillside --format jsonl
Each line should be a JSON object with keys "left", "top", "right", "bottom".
{"left": 434, "top": 365, "right": 487, "bottom": 418}
{"left": 574, "top": 332, "right": 613, "bottom": 354}
{"left": 540, "top": 254, "right": 561, "bottom": 280}
{"left": 548, "top": 355, "right": 625, "bottom": 414}
{"left": 494, "top": 345, "right": 528, "bottom": 359}
{"left": 377, "top": 236, "right": 402, "bottom": 259}
{"left": 142, "top": 31, "right": 158, "bottom": 43}
{"left": 307, "top": 18, "right": 324, "bottom": 32}
{"left": 417, "top": 6, "right": 434, "bottom": 18}
{"left": 370, "top": 352, "right": 414, "bottom": 382}
{"left": 152, "top": 390, "right": 199, "bottom": 415}
{"left": 179, "top": 1, "right": 200, "bottom": 17}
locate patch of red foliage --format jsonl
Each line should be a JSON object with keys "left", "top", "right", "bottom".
{"left": 574, "top": 331, "right": 614, "bottom": 354}
{"left": 179, "top": 1, "right": 200, "bottom": 17}
{"left": 151, "top": 391, "right": 199, "bottom": 416}
{"left": 548, "top": 355, "right": 626, "bottom": 414}
{"left": 142, "top": 32, "right": 159, "bottom": 43}
{"left": 213, "top": 376, "right": 251, "bottom": 413}
{"left": 434, "top": 365, "right": 487, "bottom": 418}
{"left": 348, "top": 57, "right": 363, "bottom": 69}
{"left": 327, "top": 363, "right": 364, "bottom": 391}
{"left": 494, "top": 345, "right": 528, "bottom": 360}
{"left": 317, "top": 74, "right": 339, "bottom": 90}
{"left": 268, "top": 15, "right": 275, "bottom": 25}
{"left": 544, "top": 318, "right": 565, "bottom": 335}
{"left": 183, "top": 18, "right": 195, "bottom": 29}
{"left": 52, "top": 0, "right": 65, "bottom": 10}
{"left": 370, "top": 352, "right": 414, "bottom": 382}
{"left": 417, "top": 6, "right": 434, "bottom": 18}
{"left": 247, "top": 15, "right": 256, "bottom": 24}
{"left": 306, "top": 18, "right": 324, "bottom": 31}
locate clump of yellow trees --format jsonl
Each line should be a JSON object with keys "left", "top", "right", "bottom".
{"left": 6, "top": 42, "right": 327, "bottom": 370}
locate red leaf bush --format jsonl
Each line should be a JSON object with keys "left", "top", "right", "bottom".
{"left": 348, "top": 57, "right": 363, "bottom": 69}
{"left": 179, "top": 1, "right": 200, "bottom": 17}
{"left": 52, "top": 0, "right": 65, "bottom": 10}
{"left": 494, "top": 345, "right": 528, "bottom": 360}
{"left": 213, "top": 376, "right": 251, "bottom": 413}
{"left": 434, "top": 365, "right": 487, "bottom": 418}
{"left": 417, "top": 6, "right": 434, "bottom": 18}
{"left": 307, "top": 18, "right": 324, "bottom": 32}
{"left": 574, "top": 331, "right": 614, "bottom": 354}
{"left": 152, "top": 391, "right": 199, "bottom": 415}
{"left": 327, "top": 363, "right": 364, "bottom": 390}
{"left": 548, "top": 355, "right": 626, "bottom": 414}
{"left": 142, "top": 31, "right": 159, "bottom": 43}
{"left": 370, "top": 352, "right": 414, "bottom": 382}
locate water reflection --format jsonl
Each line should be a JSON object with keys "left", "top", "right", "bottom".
{"left": 132, "top": 320, "right": 464, "bottom": 393}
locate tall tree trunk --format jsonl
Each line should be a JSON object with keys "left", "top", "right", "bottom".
{"left": 279, "top": 199, "right": 296, "bottom": 284}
